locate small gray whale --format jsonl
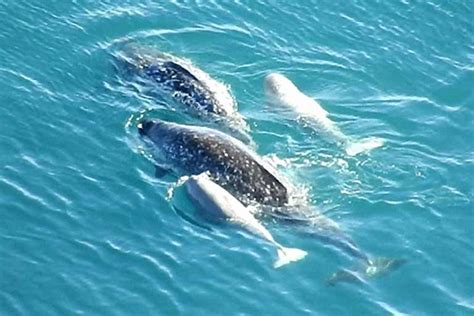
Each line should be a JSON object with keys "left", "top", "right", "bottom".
{"left": 184, "top": 173, "right": 307, "bottom": 268}
{"left": 138, "top": 119, "right": 291, "bottom": 206}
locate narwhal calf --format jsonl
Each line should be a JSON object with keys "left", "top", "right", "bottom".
{"left": 264, "top": 73, "right": 384, "bottom": 156}
{"left": 184, "top": 173, "right": 307, "bottom": 268}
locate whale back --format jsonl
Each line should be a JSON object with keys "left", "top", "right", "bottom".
{"left": 185, "top": 173, "right": 249, "bottom": 221}
{"left": 264, "top": 73, "right": 329, "bottom": 118}
{"left": 144, "top": 120, "right": 289, "bottom": 206}
{"left": 115, "top": 47, "right": 236, "bottom": 117}
{"left": 264, "top": 73, "right": 300, "bottom": 98}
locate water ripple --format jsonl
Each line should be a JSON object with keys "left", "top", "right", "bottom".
{"left": 1, "top": 0, "right": 473, "bottom": 315}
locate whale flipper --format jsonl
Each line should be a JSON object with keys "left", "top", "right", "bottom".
{"left": 363, "top": 257, "right": 407, "bottom": 277}
{"left": 154, "top": 165, "right": 170, "bottom": 178}
{"left": 172, "top": 205, "right": 214, "bottom": 232}
{"left": 325, "top": 269, "right": 364, "bottom": 286}
{"left": 326, "top": 257, "right": 407, "bottom": 286}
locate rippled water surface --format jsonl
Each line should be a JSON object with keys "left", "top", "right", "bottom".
{"left": 1, "top": 1, "right": 473, "bottom": 315}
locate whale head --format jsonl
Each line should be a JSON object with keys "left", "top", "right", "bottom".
{"left": 264, "top": 73, "right": 299, "bottom": 99}
{"left": 137, "top": 119, "right": 156, "bottom": 136}
{"left": 137, "top": 119, "right": 172, "bottom": 142}
{"left": 137, "top": 119, "right": 176, "bottom": 166}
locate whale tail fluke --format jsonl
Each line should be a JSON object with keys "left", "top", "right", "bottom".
{"left": 326, "top": 257, "right": 407, "bottom": 286}
{"left": 345, "top": 137, "right": 384, "bottom": 156}
{"left": 274, "top": 247, "right": 308, "bottom": 268}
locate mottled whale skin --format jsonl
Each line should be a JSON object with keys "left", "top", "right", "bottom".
{"left": 138, "top": 119, "right": 290, "bottom": 206}
{"left": 135, "top": 58, "right": 232, "bottom": 115}
{"left": 116, "top": 48, "right": 248, "bottom": 132}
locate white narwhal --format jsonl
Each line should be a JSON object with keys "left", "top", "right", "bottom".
{"left": 264, "top": 73, "right": 384, "bottom": 156}
{"left": 184, "top": 173, "right": 307, "bottom": 268}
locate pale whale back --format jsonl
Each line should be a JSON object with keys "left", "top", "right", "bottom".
{"left": 185, "top": 173, "right": 272, "bottom": 240}
{"left": 264, "top": 73, "right": 329, "bottom": 119}
{"left": 264, "top": 73, "right": 384, "bottom": 155}
{"left": 184, "top": 173, "right": 307, "bottom": 268}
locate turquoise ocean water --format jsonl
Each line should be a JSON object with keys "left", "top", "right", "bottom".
{"left": 1, "top": 1, "right": 473, "bottom": 315}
